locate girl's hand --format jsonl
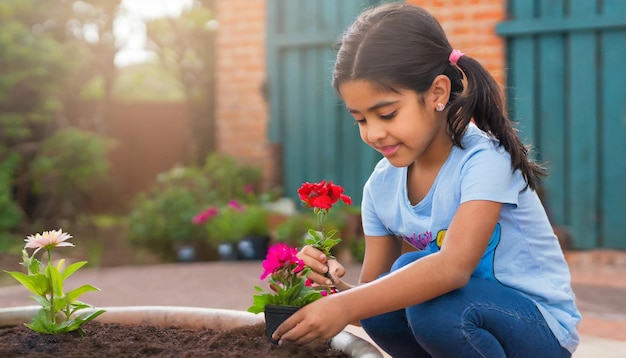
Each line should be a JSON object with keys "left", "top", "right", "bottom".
{"left": 272, "top": 294, "right": 348, "bottom": 345}
{"left": 298, "top": 245, "right": 346, "bottom": 286}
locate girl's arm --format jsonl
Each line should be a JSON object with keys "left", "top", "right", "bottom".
{"left": 358, "top": 234, "right": 403, "bottom": 285}
{"left": 274, "top": 199, "right": 501, "bottom": 344}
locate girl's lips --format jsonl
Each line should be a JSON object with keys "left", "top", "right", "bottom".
{"left": 378, "top": 144, "right": 400, "bottom": 156}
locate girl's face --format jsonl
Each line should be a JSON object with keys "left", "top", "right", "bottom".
{"left": 339, "top": 79, "right": 450, "bottom": 168}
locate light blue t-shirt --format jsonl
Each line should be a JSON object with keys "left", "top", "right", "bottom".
{"left": 361, "top": 123, "right": 581, "bottom": 353}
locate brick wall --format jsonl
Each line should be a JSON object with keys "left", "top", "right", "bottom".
{"left": 214, "top": 0, "right": 278, "bottom": 189}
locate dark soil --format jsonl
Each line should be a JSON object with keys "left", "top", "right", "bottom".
{"left": 0, "top": 322, "right": 348, "bottom": 357}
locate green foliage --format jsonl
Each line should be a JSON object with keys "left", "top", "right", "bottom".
{"left": 29, "top": 128, "right": 115, "bottom": 222}
{"left": 247, "top": 244, "right": 324, "bottom": 314}
{"left": 0, "top": 0, "right": 122, "bottom": 234}
{"left": 0, "top": 146, "right": 22, "bottom": 244}
{"left": 248, "top": 274, "right": 323, "bottom": 314}
{"left": 204, "top": 204, "right": 270, "bottom": 244}
{"left": 204, "top": 206, "right": 246, "bottom": 244}
{"left": 275, "top": 214, "right": 315, "bottom": 247}
{"left": 304, "top": 229, "right": 342, "bottom": 260}
{"left": 201, "top": 154, "right": 263, "bottom": 204}
{"left": 242, "top": 205, "right": 270, "bottom": 237}
{"left": 126, "top": 153, "right": 264, "bottom": 260}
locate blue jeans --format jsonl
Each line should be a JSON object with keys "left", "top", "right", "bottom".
{"left": 360, "top": 251, "right": 571, "bottom": 358}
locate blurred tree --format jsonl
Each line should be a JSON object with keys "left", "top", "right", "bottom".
{"left": 0, "top": 0, "right": 71, "bottom": 218}
{"left": 0, "top": 0, "right": 119, "bottom": 236}
{"left": 145, "top": 0, "right": 217, "bottom": 165}
{"left": 41, "top": 0, "right": 122, "bottom": 134}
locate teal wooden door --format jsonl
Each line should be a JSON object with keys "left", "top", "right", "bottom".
{"left": 266, "top": 1, "right": 393, "bottom": 206}
{"left": 497, "top": 0, "right": 626, "bottom": 249}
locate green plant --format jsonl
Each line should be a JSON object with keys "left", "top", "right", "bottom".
{"left": 0, "top": 147, "right": 22, "bottom": 246}
{"left": 3, "top": 229, "right": 105, "bottom": 335}
{"left": 275, "top": 214, "right": 315, "bottom": 247}
{"left": 241, "top": 205, "right": 270, "bottom": 237}
{"left": 126, "top": 154, "right": 267, "bottom": 260}
{"left": 29, "top": 128, "right": 116, "bottom": 222}
{"left": 247, "top": 243, "right": 325, "bottom": 314}
{"left": 248, "top": 180, "right": 353, "bottom": 314}
{"left": 204, "top": 203, "right": 247, "bottom": 244}
{"left": 127, "top": 186, "right": 204, "bottom": 261}
{"left": 201, "top": 154, "right": 263, "bottom": 205}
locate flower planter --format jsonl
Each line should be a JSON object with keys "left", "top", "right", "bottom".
{"left": 217, "top": 242, "right": 240, "bottom": 260}
{"left": 0, "top": 305, "right": 383, "bottom": 357}
{"left": 237, "top": 235, "right": 270, "bottom": 260}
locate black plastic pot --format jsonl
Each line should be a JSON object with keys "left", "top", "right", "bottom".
{"left": 263, "top": 304, "right": 300, "bottom": 344}
{"left": 237, "top": 236, "right": 270, "bottom": 260}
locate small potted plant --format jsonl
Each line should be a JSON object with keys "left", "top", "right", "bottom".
{"left": 248, "top": 180, "right": 352, "bottom": 342}
{"left": 237, "top": 204, "right": 271, "bottom": 260}
{"left": 200, "top": 201, "right": 247, "bottom": 260}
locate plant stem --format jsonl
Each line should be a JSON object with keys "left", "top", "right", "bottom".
{"left": 46, "top": 249, "right": 55, "bottom": 324}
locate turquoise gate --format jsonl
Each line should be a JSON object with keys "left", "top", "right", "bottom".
{"left": 497, "top": 0, "right": 626, "bottom": 249}
{"left": 266, "top": 1, "right": 392, "bottom": 206}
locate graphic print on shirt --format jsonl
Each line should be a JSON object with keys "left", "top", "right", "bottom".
{"left": 399, "top": 223, "right": 502, "bottom": 280}
{"left": 404, "top": 231, "right": 433, "bottom": 250}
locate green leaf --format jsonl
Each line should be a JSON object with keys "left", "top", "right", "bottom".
{"left": 30, "top": 295, "right": 51, "bottom": 310}
{"left": 3, "top": 270, "right": 50, "bottom": 296}
{"left": 45, "top": 264, "right": 64, "bottom": 298}
{"left": 25, "top": 309, "right": 56, "bottom": 334}
{"left": 73, "top": 309, "right": 106, "bottom": 325}
{"left": 52, "top": 294, "right": 69, "bottom": 313}
{"left": 61, "top": 261, "right": 87, "bottom": 280}
{"left": 66, "top": 284, "right": 100, "bottom": 302}
{"left": 56, "top": 259, "right": 66, "bottom": 272}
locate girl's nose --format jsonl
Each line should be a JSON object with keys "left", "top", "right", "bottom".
{"left": 366, "top": 121, "right": 386, "bottom": 142}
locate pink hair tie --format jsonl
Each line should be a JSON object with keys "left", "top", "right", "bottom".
{"left": 449, "top": 49, "right": 464, "bottom": 66}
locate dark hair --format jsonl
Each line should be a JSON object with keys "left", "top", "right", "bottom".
{"left": 333, "top": 3, "right": 546, "bottom": 190}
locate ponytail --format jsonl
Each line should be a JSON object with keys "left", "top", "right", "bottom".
{"left": 447, "top": 56, "right": 547, "bottom": 190}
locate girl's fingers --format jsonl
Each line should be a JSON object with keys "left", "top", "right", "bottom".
{"left": 298, "top": 245, "right": 329, "bottom": 273}
{"left": 327, "top": 259, "right": 346, "bottom": 280}
{"left": 299, "top": 245, "right": 327, "bottom": 262}
{"left": 308, "top": 269, "right": 334, "bottom": 286}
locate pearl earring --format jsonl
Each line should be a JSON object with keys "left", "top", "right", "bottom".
{"left": 436, "top": 103, "right": 445, "bottom": 112}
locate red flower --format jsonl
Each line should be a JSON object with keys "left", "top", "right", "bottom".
{"left": 297, "top": 180, "right": 352, "bottom": 210}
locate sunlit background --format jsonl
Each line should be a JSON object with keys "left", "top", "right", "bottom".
{"left": 115, "top": 0, "right": 192, "bottom": 67}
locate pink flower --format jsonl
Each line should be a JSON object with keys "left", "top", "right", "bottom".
{"left": 192, "top": 206, "right": 219, "bottom": 224}
{"left": 228, "top": 200, "right": 244, "bottom": 212}
{"left": 260, "top": 243, "right": 302, "bottom": 280}
{"left": 321, "top": 287, "right": 339, "bottom": 297}
{"left": 24, "top": 229, "right": 74, "bottom": 255}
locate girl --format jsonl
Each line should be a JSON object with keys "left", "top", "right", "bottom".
{"left": 273, "top": 3, "right": 580, "bottom": 357}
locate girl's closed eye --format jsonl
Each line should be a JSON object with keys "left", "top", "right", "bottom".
{"left": 379, "top": 111, "right": 397, "bottom": 120}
